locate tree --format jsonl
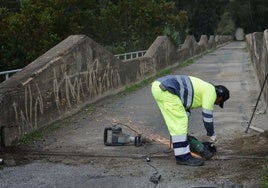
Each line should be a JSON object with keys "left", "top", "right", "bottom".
{"left": 174, "top": 0, "right": 229, "bottom": 40}
{"left": 215, "top": 12, "right": 236, "bottom": 35}
{"left": 98, "top": 0, "right": 188, "bottom": 52}
{"left": 0, "top": 0, "right": 188, "bottom": 71}
{"left": 227, "top": 0, "right": 268, "bottom": 33}
{"left": 0, "top": 0, "right": 99, "bottom": 71}
{"left": 0, "top": 0, "right": 20, "bottom": 12}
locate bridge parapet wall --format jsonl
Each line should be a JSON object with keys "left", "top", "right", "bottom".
{"left": 0, "top": 34, "right": 232, "bottom": 146}
{"left": 197, "top": 35, "right": 208, "bottom": 54}
{"left": 246, "top": 29, "right": 268, "bottom": 109}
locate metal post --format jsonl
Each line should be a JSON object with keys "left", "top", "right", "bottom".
{"left": 245, "top": 73, "right": 268, "bottom": 133}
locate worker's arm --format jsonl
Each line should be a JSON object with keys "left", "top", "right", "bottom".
{"left": 202, "top": 108, "right": 214, "bottom": 136}
{"left": 202, "top": 108, "right": 218, "bottom": 144}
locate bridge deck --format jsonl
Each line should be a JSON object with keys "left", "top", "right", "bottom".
{"left": 1, "top": 41, "right": 267, "bottom": 188}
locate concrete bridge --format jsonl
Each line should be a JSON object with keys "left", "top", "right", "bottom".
{"left": 0, "top": 33, "right": 235, "bottom": 146}
{"left": 1, "top": 30, "right": 267, "bottom": 147}
{"left": 0, "top": 33, "right": 267, "bottom": 187}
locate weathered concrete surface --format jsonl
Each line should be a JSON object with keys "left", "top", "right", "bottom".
{"left": 0, "top": 42, "right": 267, "bottom": 188}
{"left": 0, "top": 34, "right": 232, "bottom": 146}
{"left": 246, "top": 29, "right": 268, "bottom": 108}
{"left": 0, "top": 35, "right": 130, "bottom": 146}
{"left": 235, "top": 28, "right": 245, "bottom": 41}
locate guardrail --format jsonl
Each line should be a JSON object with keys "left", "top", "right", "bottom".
{"left": 115, "top": 50, "right": 146, "bottom": 61}
{"left": 0, "top": 69, "right": 22, "bottom": 81}
{"left": 0, "top": 50, "right": 147, "bottom": 82}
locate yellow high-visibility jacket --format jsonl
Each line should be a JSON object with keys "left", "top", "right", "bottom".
{"left": 157, "top": 75, "right": 216, "bottom": 136}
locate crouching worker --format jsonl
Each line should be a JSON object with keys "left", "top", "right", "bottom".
{"left": 151, "top": 75, "right": 229, "bottom": 166}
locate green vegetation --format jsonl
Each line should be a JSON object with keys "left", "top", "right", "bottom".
{"left": 175, "top": 0, "right": 229, "bottom": 40}
{"left": 178, "top": 58, "right": 194, "bottom": 68}
{"left": 226, "top": 0, "right": 268, "bottom": 33}
{"left": 84, "top": 105, "right": 96, "bottom": 115}
{"left": 215, "top": 12, "right": 236, "bottom": 35}
{"left": 263, "top": 159, "right": 268, "bottom": 188}
{"left": 124, "top": 69, "right": 171, "bottom": 93}
{"left": 0, "top": 0, "right": 267, "bottom": 73}
{"left": 0, "top": 0, "right": 187, "bottom": 72}
{"left": 124, "top": 58, "right": 194, "bottom": 93}
{"left": 16, "top": 122, "right": 63, "bottom": 146}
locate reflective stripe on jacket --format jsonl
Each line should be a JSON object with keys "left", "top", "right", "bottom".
{"left": 157, "top": 75, "right": 193, "bottom": 109}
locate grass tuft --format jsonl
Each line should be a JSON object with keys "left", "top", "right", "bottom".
{"left": 17, "top": 123, "right": 62, "bottom": 146}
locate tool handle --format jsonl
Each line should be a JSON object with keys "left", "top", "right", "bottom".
{"left": 134, "top": 136, "right": 142, "bottom": 147}
{"left": 104, "top": 127, "right": 112, "bottom": 146}
{"left": 245, "top": 73, "right": 268, "bottom": 133}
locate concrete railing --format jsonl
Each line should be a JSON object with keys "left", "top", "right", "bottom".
{"left": 0, "top": 51, "right": 146, "bottom": 82}
{"left": 245, "top": 29, "right": 268, "bottom": 109}
{"left": 0, "top": 34, "right": 233, "bottom": 146}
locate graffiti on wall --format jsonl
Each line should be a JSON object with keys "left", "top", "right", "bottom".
{"left": 12, "top": 83, "right": 44, "bottom": 135}
{"left": 53, "top": 57, "right": 122, "bottom": 113}
{"left": 12, "top": 54, "right": 122, "bottom": 133}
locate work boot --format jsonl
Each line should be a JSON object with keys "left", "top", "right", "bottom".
{"left": 176, "top": 156, "right": 204, "bottom": 166}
